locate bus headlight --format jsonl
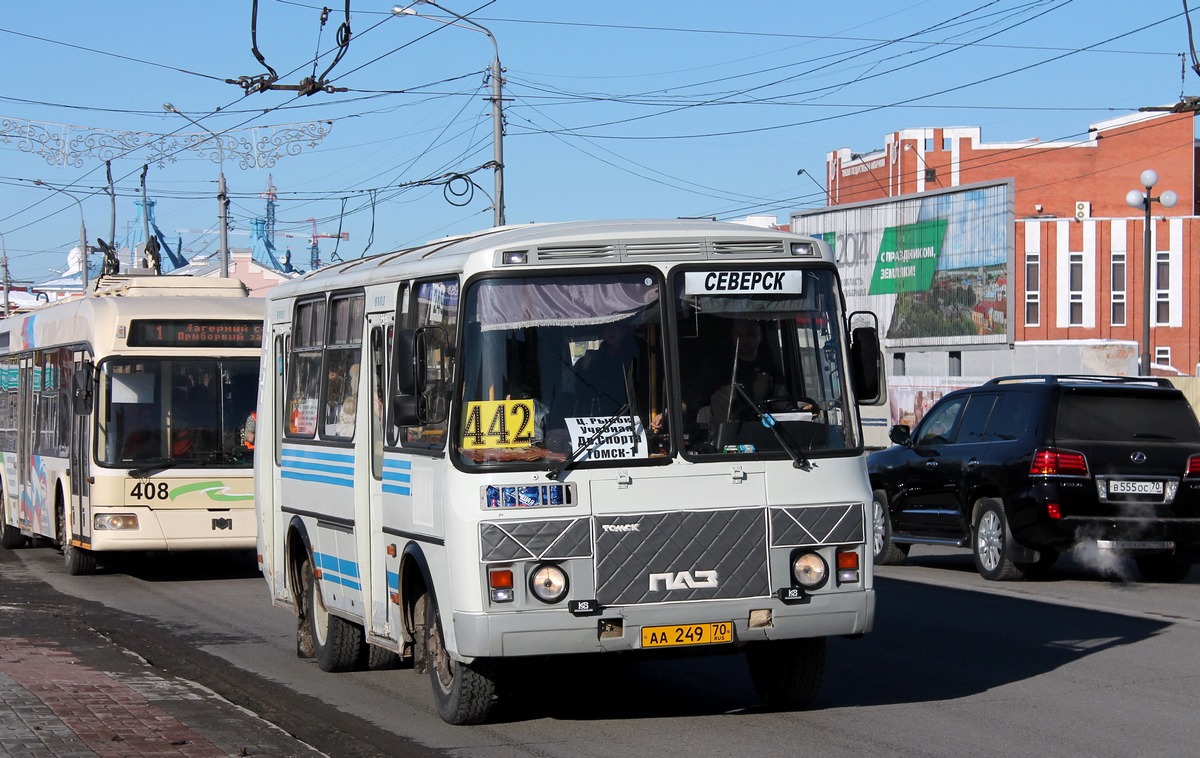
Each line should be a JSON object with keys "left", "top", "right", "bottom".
{"left": 95, "top": 514, "right": 139, "bottom": 530}
{"left": 529, "top": 564, "right": 568, "bottom": 604}
{"left": 791, "top": 551, "right": 827, "bottom": 589}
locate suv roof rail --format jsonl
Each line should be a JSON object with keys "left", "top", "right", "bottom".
{"left": 985, "top": 374, "right": 1174, "bottom": 388}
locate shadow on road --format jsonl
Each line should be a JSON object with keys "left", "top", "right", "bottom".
{"left": 498, "top": 574, "right": 1169, "bottom": 721}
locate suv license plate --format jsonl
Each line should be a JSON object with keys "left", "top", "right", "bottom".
{"left": 1109, "top": 480, "right": 1163, "bottom": 495}
{"left": 641, "top": 622, "right": 733, "bottom": 649}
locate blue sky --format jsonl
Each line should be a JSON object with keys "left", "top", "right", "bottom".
{"left": 0, "top": 1, "right": 1193, "bottom": 283}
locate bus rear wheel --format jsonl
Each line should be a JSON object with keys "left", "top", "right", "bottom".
{"left": 304, "top": 557, "right": 362, "bottom": 672}
{"left": 746, "top": 637, "right": 826, "bottom": 710}
{"left": 418, "top": 590, "right": 498, "bottom": 725}
{"left": 2, "top": 521, "right": 27, "bottom": 549}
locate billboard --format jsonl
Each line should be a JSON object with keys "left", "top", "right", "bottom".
{"left": 792, "top": 181, "right": 1013, "bottom": 348}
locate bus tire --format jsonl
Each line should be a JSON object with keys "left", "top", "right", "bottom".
{"left": 418, "top": 590, "right": 498, "bottom": 724}
{"left": 746, "top": 637, "right": 826, "bottom": 710}
{"left": 305, "top": 557, "right": 362, "bottom": 672}
{"left": 2, "top": 522, "right": 27, "bottom": 549}
{"left": 57, "top": 500, "right": 96, "bottom": 576}
{"left": 362, "top": 644, "right": 400, "bottom": 671}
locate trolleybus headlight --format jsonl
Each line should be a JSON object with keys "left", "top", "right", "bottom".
{"left": 529, "top": 564, "right": 568, "bottom": 604}
{"left": 791, "top": 551, "right": 828, "bottom": 589}
{"left": 94, "top": 514, "right": 139, "bottom": 530}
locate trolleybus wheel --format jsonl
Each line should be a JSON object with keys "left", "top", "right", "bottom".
{"left": 56, "top": 499, "right": 95, "bottom": 576}
{"left": 746, "top": 637, "right": 826, "bottom": 710}
{"left": 418, "top": 590, "right": 498, "bottom": 724}
{"left": 304, "top": 556, "right": 362, "bottom": 672}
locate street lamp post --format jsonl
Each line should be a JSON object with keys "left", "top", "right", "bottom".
{"left": 34, "top": 180, "right": 88, "bottom": 294}
{"left": 1125, "top": 169, "right": 1178, "bottom": 375}
{"left": 164, "top": 103, "right": 230, "bottom": 278}
{"left": 393, "top": 1, "right": 505, "bottom": 227}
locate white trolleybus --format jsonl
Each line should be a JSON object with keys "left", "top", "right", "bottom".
{"left": 256, "top": 219, "right": 884, "bottom": 723}
{"left": 0, "top": 275, "right": 263, "bottom": 575}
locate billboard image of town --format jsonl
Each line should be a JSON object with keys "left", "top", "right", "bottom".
{"left": 793, "top": 181, "right": 1012, "bottom": 348}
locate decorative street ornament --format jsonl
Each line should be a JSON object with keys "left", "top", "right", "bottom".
{"left": 0, "top": 116, "right": 333, "bottom": 170}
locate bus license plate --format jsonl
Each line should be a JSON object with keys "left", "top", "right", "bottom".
{"left": 1109, "top": 480, "right": 1163, "bottom": 495}
{"left": 641, "top": 622, "right": 733, "bottom": 649}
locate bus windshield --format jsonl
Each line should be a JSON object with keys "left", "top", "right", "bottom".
{"left": 97, "top": 357, "right": 260, "bottom": 467}
{"left": 454, "top": 266, "right": 858, "bottom": 469}
{"left": 457, "top": 271, "right": 665, "bottom": 468}
{"left": 672, "top": 267, "right": 859, "bottom": 457}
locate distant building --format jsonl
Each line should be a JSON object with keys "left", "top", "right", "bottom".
{"left": 795, "top": 109, "right": 1200, "bottom": 377}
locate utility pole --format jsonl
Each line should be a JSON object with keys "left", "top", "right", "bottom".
{"left": 0, "top": 232, "right": 9, "bottom": 317}
{"left": 394, "top": 1, "right": 505, "bottom": 226}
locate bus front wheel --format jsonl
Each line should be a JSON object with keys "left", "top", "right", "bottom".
{"left": 56, "top": 500, "right": 95, "bottom": 576}
{"left": 304, "top": 557, "right": 362, "bottom": 672}
{"left": 746, "top": 637, "right": 826, "bottom": 710}
{"left": 417, "top": 590, "right": 498, "bottom": 725}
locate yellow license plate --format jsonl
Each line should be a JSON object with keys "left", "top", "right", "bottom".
{"left": 641, "top": 622, "right": 733, "bottom": 649}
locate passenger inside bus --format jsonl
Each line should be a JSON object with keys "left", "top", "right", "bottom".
{"left": 573, "top": 321, "right": 645, "bottom": 417}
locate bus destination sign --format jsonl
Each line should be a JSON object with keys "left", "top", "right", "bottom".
{"left": 127, "top": 320, "right": 263, "bottom": 348}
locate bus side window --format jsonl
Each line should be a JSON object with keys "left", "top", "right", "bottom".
{"left": 398, "top": 278, "right": 458, "bottom": 450}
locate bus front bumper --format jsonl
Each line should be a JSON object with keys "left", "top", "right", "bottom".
{"left": 450, "top": 588, "right": 874, "bottom": 659}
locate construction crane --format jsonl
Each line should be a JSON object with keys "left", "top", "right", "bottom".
{"left": 308, "top": 218, "right": 349, "bottom": 270}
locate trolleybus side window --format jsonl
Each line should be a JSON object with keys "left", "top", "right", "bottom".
{"left": 0, "top": 355, "right": 17, "bottom": 453}
{"left": 285, "top": 298, "right": 325, "bottom": 438}
{"left": 322, "top": 292, "right": 365, "bottom": 440}
{"left": 33, "top": 348, "right": 72, "bottom": 457}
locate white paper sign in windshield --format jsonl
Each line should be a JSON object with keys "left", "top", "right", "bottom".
{"left": 684, "top": 271, "right": 804, "bottom": 295}
{"left": 565, "top": 416, "right": 649, "bottom": 461}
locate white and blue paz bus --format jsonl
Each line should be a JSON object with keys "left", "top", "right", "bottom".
{"left": 255, "top": 219, "right": 884, "bottom": 723}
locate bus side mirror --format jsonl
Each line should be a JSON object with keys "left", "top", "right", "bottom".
{"left": 392, "top": 329, "right": 419, "bottom": 395}
{"left": 389, "top": 326, "right": 449, "bottom": 427}
{"left": 72, "top": 360, "right": 94, "bottom": 415}
{"left": 849, "top": 325, "right": 884, "bottom": 405}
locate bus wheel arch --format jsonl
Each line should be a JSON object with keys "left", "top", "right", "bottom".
{"left": 398, "top": 543, "right": 434, "bottom": 666}
{"left": 286, "top": 518, "right": 315, "bottom": 658}
{"left": 288, "top": 521, "right": 362, "bottom": 670}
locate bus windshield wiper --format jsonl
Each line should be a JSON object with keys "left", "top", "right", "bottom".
{"left": 547, "top": 403, "right": 630, "bottom": 481}
{"left": 622, "top": 363, "right": 640, "bottom": 457}
{"left": 127, "top": 461, "right": 179, "bottom": 477}
{"left": 731, "top": 383, "right": 810, "bottom": 469}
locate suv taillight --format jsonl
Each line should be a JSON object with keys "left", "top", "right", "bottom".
{"left": 1030, "top": 448, "right": 1089, "bottom": 477}
{"left": 1186, "top": 455, "right": 1200, "bottom": 478}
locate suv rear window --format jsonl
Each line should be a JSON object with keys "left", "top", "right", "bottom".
{"left": 1056, "top": 392, "right": 1200, "bottom": 443}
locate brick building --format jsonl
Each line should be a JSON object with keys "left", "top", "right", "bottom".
{"left": 806, "top": 109, "right": 1200, "bottom": 375}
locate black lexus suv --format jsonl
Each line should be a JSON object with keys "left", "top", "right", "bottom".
{"left": 868, "top": 375, "right": 1200, "bottom": 582}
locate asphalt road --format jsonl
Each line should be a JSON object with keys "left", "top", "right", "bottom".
{"left": 4, "top": 542, "right": 1200, "bottom": 757}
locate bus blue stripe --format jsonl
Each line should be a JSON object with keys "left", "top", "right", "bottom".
{"left": 383, "top": 459, "right": 413, "bottom": 470}
{"left": 383, "top": 485, "right": 411, "bottom": 496}
{"left": 283, "top": 448, "right": 355, "bottom": 463}
{"left": 283, "top": 460, "right": 354, "bottom": 476}
{"left": 281, "top": 471, "right": 353, "bottom": 488}
{"left": 319, "top": 573, "right": 362, "bottom": 591}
